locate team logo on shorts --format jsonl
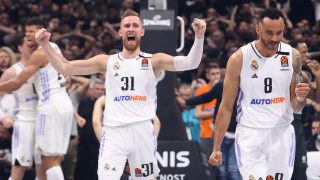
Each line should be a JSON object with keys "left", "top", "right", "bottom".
{"left": 249, "top": 175, "right": 256, "bottom": 180}
{"left": 250, "top": 60, "right": 258, "bottom": 71}
{"left": 135, "top": 168, "right": 142, "bottom": 177}
{"left": 266, "top": 175, "right": 274, "bottom": 180}
{"left": 104, "top": 163, "right": 110, "bottom": 170}
{"left": 280, "top": 56, "right": 289, "bottom": 67}
{"left": 113, "top": 61, "right": 120, "bottom": 70}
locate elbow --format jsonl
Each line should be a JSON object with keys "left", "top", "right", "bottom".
{"left": 92, "top": 118, "right": 101, "bottom": 127}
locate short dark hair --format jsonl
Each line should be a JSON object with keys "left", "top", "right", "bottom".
{"left": 205, "top": 62, "right": 220, "bottom": 72}
{"left": 259, "top": 8, "right": 285, "bottom": 23}
{"left": 289, "top": 39, "right": 305, "bottom": 48}
{"left": 26, "top": 17, "right": 47, "bottom": 28}
{"left": 16, "top": 34, "right": 25, "bottom": 47}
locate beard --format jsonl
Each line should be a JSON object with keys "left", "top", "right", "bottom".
{"left": 123, "top": 38, "right": 140, "bottom": 51}
{"left": 260, "top": 37, "right": 279, "bottom": 51}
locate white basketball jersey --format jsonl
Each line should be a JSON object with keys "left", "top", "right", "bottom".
{"left": 12, "top": 62, "right": 38, "bottom": 122}
{"left": 104, "top": 52, "right": 157, "bottom": 127}
{"left": 33, "top": 42, "right": 69, "bottom": 108}
{"left": 237, "top": 41, "right": 294, "bottom": 128}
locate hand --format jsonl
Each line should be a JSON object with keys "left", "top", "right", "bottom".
{"left": 76, "top": 115, "right": 86, "bottom": 128}
{"left": 35, "top": 28, "right": 51, "bottom": 46}
{"left": 192, "top": 18, "right": 206, "bottom": 39}
{"left": 307, "top": 59, "right": 320, "bottom": 77}
{"left": 208, "top": 150, "right": 223, "bottom": 166}
{"left": 295, "top": 83, "right": 310, "bottom": 102}
{"left": 2, "top": 116, "right": 14, "bottom": 128}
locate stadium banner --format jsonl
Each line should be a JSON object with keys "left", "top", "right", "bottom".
{"left": 141, "top": 10, "right": 175, "bottom": 30}
{"left": 121, "top": 141, "right": 206, "bottom": 180}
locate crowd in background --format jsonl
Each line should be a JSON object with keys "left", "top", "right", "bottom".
{"left": 1, "top": 0, "right": 320, "bottom": 180}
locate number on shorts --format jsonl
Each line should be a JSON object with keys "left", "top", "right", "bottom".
{"left": 121, "top": 76, "right": 135, "bottom": 91}
{"left": 141, "top": 163, "right": 154, "bottom": 177}
{"left": 275, "top": 173, "right": 283, "bottom": 180}
{"left": 264, "top": 77, "right": 272, "bottom": 93}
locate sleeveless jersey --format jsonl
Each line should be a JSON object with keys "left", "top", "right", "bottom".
{"left": 237, "top": 41, "right": 294, "bottom": 128}
{"left": 104, "top": 52, "right": 157, "bottom": 127}
{"left": 11, "top": 62, "right": 38, "bottom": 122}
{"left": 33, "top": 42, "right": 69, "bottom": 108}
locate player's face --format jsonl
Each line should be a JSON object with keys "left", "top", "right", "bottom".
{"left": 25, "top": 25, "right": 40, "bottom": 48}
{"left": 19, "top": 37, "right": 31, "bottom": 58}
{"left": 296, "top": 43, "right": 308, "bottom": 64}
{"left": 256, "top": 17, "right": 285, "bottom": 51}
{"left": 119, "top": 16, "right": 144, "bottom": 51}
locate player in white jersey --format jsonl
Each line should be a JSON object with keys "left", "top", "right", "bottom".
{"left": 0, "top": 18, "right": 73, "bottom": 180}
{"left": 0, "top": 36, "right": 46, "bottom": 180}
{"left": 208, "top": 8, "right": 310, "bottom": 180}
{"left": 35, "top": 9, "right": 206, "bottom": 180}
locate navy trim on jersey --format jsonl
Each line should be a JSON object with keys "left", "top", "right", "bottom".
{"left": 274, "top": 42, "right": 282, "bottom": 58}
{"left": 118, "top": 52, "right": 151, "bottom": 61}
{"left": 250, "top": 42, "right": 261, "bottom": 59}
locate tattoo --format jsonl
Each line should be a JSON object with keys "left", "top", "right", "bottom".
{"left": 293, "top": 49, "right": 302, "bottom": 84}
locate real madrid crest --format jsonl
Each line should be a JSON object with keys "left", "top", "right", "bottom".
{"left": 250, "top": 59, "right": 258, "bottom": 71}
{"left": 113, "top": 61, "right": 120, "bottom": 70}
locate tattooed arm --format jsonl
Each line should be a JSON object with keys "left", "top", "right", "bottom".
{"left": 290, "top": 49, "right": 310, "bottom": 112}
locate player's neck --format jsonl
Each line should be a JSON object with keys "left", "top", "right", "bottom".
{"left": 255, "top": 40, "right": 278, "bottom": 58}
{"left": 121, "top": 48, "right": 141, "bottom": 59}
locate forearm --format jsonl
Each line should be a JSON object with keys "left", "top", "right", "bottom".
{"left": 41, "top": 43, "right": 69, "bottom": 74}
{"left": 173, "top": 37, "right": 204, "bottom": 71}
{"left": 186, "top": 93, "right": 212, "bottom": 106}
{"left": 291, "top": 98, "right": 306, "bottom": 113}
{"left": 213, "top": 109, "right": 232, "bottom": 151}
{"left": 194, "top": 111, "right": 214, "bottom": 119}
{"left": 92, "top": 99, "right": 104, "bottom": 142}
{"left": 92, "top": 122, "right": 102, "bottom": 142}
{"left": 0, "top": 80, "right": 21, "bottom": 92}
{"left": 92, "top": 113, "right": 103, "bottom": 142}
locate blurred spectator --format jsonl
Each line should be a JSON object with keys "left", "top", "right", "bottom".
{"left": 0, "top": 123, "right": 12, "bottom": 180}
{"left": 306, "top": 117, "right": 320, "bottom": 151}
{"left": 176, "top": 83, "right": 200, "bottom": 143}
{"left": 0, "top": 47, "right": 16, "bottom": 76}
{"left": 311, "top": 118, "right": 320, "bottom": 136}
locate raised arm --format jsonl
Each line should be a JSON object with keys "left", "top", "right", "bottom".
{"left": 35, "top": 28, "right": 107, "bottom": 76}
{"left": 208, "top": 49, "right": 242, "bottom": 166}
{"left": 151, "top": 18, "right": 206, "bottom": 76}
{"left": 290, "top": 49, "right": 310, "bottom": 112}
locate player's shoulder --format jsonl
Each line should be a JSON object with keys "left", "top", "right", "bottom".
{"left": 228, "top": 48, "right": 243, "bottom": 64}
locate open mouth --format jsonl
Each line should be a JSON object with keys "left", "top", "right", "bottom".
{"left": 127, "top": 35, "right": 136, "bottom": 42}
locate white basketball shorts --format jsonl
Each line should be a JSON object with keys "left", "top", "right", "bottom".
{"left": 35, "top": 104, "right": 73, "bottom": 156}
{"left": 11, "top": 121, "right": 35, "bottom": 166}
{"left": 235, "top": 124, "right": 295, "bottom": 180}
{"left": 98, "top": 120, "right": 160, "bottom": 180}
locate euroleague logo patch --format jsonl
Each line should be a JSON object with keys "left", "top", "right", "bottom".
{"left": 280, "top": 56, "right": 288, "bottom": 67}
{"left": 135, "top": 168, "right": 142, "bottom": 177}
{"left": 141, "top": 58, "right": 148, "bottom": 67}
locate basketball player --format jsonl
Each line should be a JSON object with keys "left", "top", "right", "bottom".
{"left": 35, "top": 9, "right": 206, "bottom": 180}
{"left": 0, "top": 35, "right": 46, "bottom": 180}
{"left": 0, "top": 18, "right": 73, "bottom": 180}
{"left": 208, "top": 8, "right": 310, "bottom": 180}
